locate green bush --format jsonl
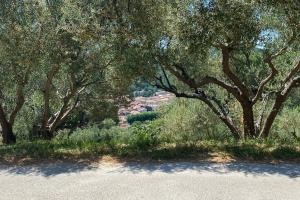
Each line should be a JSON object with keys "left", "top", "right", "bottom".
{"left": 55, "top": 129, "right": 71, "bottom": 141}
{"left": 272, "top": 106, "right": 300, "bottom": 142}
{"left": 157, "top": 99, "right": 230, "bottom": 143}
{"left": 128, "top": 121, "right": 161, "bottom": 150}
{"left": 57, "top": 120, "right": 161, "bottom": 151}
{"left": 127, "top": 112, "right": 158, "bottom": 124}
{"left": 100, "top": 119, "right": 117, "bottom": 129}
{"left": 68, "top": 125, "right": 126, "bottom": 145}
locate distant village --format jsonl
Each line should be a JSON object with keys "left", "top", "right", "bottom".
{"left": 118, "top": 91, "right": 175, "bottom": 127}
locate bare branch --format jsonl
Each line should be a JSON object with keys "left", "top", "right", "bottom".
{"left": 155, "top": 55, "right": 198, "bottom": 89}
{"left": 154, "top": 79, "right": 241, "bottom": 138}
{"left": 282, "top": 76, "right": 300, "bottom": 95}
{"left": 156, "top": 54, "right": 243, "bottom": 101}
{"left": 283, "top": 59, "right": 300, "bottom": 84}
{"left": 221, "top": 47, "right": 251, "bottom": 97}
{"left": 255, "top": 94, "right": 269, "bottom": 134}
{"left": 160, "top": 66, "right": 172, "bottom": 88}
{"left": 252, "top": 58, "right": 278, "bottom": 104}
{"left": 197, "top": 76, "right": 241, "bottom": 100}
{"left": 41, "top": 64, "right": 61, "bottom": 134}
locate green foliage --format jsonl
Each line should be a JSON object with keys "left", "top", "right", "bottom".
{"left": 100, "top": 119, "right": 117, "bottom": 129}
{"left": 128, "top": 121, "right": 161, "bottom": 150}
{"left": 0, "top": 0, "right": 300, "bottom": 146}
{"left": 68, "top": 125, "right": 125, "bottom": 145}
{"left": 127, "top": 112, "right": 158, "bottom": 125}
{"left": 130, "top": 80, "right": 158, "bottom": 97}
{"left": 65, "top": 120, "right": 160, "bottom": 150}
{"left": 1, "top": 138, "right": 300, "bottom": 163}
{"left": 117, "top": 0, "right": 300, "bottom": 139}
{"left": 157, "top": 99, "right": 230, "bottom": 142}
{"left": 0, "top": 0, "right": 133, "bottom": 143}
{"left": 272, "top": 106, "right": 300, "bottom": 141}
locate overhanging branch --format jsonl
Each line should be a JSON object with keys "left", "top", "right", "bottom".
{"left": 252, "top": 57, "right": 278, "bottom": 104}
{"left": 153, "top": 77, "right": 241, "bottom": 138}
{"left": 221, "top": 47, "right": 251, "bottom": 98}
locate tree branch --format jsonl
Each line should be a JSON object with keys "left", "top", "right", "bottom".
{"left": 156, "top": 54, "right": 242, "bottom": 101}
{"left": 260, "top": 76, "right": 300, "bottom": 137}
{"left": 221, "top": 47, "right": 251, "bottom": 97}
{"left": 197, "top": 76, "right": 241, "bottom": 100}
{"left": 255, "top": 94, "right": 269, "bottom": 134}
{"left": 269, "top": 31, "right": 297, "bottom": 60}
{"left": 154, "top": 79, "right": 241, "bottom": 138}
{"left": 283, "top": 59, "right": 300, "bottom": 84}
{"left": 8, "top": 63, "right": 31, "bottom": 125}
{"left": 252, "top": 57, "right": 278, "bottom": 104}
{"left": 155, "top": 55, "right": 198, "bottom": 89}
{"left": 9, "top": 82, "right": 25, "bottom": 125}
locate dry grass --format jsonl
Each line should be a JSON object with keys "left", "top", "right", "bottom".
{"left": 1, "top": 140, "right": 300, "bottom": 165}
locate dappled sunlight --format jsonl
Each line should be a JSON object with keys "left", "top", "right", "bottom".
{"left": 109, "top": 162, "right": 300, "bottom": 178}
{"left": 2, "top": 161, "right": 299, "bottom": 179}
{"left": 0, "top": 162, "right": 97, "bottom": 177}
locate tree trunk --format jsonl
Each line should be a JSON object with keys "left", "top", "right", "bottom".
{"left": 260, "top": 93, "right": 285, "bottom": 138}
{"left": 260, "top": 75, "right": 300, "bottom": 138}
{"left": 42, "top": 129, "right": 53, "bottom": 140}
{"left": 41, "top": 65, "right": 61, "bottom": 139}
{"left": 0, "top": 106, "right": 16, "bottom": 144}
{"left": 1, "top": 122, "right": 16, "bottom": 145}
{"left": 41, "top": 92, "right": 51, "bottom": 139}
{"left": 241, "top": 103, "right": 256, "bottom": 138}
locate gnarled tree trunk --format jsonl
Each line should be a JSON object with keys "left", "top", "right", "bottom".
{"left": 0, "top": 106, "right": 16, "bottom": 144}
{"left": 241, "top": 103, "right": 256, "bottom": 138}
{"left": 260, "top": 76, "right": 300, "bottom": 138}
{"left": 154, "top": 46, "right": 300, "bottom": 140}
{"left": 1, "top": 122, "right": 16, "bottom": 145}
{"left": 41, "top": 65, "right": 61, "bottom": 139}
{"left": 0, "top": 83, "right": 26, "bottom": 144}
{"left": 40, "top": 70, "right": 83, "bottom": 139}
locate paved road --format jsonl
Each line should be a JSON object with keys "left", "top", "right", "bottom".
{"left": 0, "top": 162, "right": 300, "bottom": 200}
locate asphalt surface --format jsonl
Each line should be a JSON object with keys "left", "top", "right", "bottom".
{"left": 0, "top": 162, "right": 300, "bottom": 200}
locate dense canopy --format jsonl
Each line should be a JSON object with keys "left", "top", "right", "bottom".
{"left": 0, "top": 0, "right": 299, "bottom": 144}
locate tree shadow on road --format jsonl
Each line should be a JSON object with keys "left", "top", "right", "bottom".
{"left": 110, "top": 162, "right": 300, "bottom": 178}
{"left": 1, "top": 160, "right": 300, "bottom": 178}
{"left": 0, "top": 161, "right": 97, "bottom": 177}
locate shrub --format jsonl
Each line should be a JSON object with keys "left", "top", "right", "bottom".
{"left": 272, "top": 106, "right": 300, "bottom": 142}
{"left": 55, "top": 129, "right": 71, "bottom": 141}
{"left": 127, "top": 112, "right": 158, "bottom": 124}
{"left": 100, "top": 119, "right": 117, "bottom": 129}
{"left": 56, "top": 120, "right": 161, "bottom": 151}
{"left": 128, "top": 121, "right": 161, "bottom": 150}
{"left": 157, "top": 99, "right": 230, "bottom": 143}
{"left": 68, "top": 125, "right": 126, "bottom": 145}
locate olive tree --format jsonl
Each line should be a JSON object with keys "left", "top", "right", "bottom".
{"left": 0, "top": 1, "right": 42, "bottom": 144}
{"left": 0, "top": 0, "right": 132, "bottom": 143}
{"left": 119, "top": 0, "right": 300, "bottom": 139}
{"left": 37, "top": 0, "right": 130, "bottom": 139}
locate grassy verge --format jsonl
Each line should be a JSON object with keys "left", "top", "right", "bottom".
{"left": 1, "top": 140, "right": 300, "bottom": 165}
